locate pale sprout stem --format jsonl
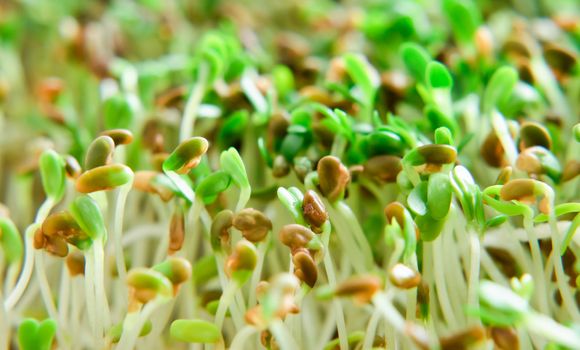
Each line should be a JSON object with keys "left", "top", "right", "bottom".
{"left": 269, "top": 319, "right": 299, "bottom": 350}
{"left": 214, "top": 280, "right": 240, "bottom": 331}
{"left": 58, "top": 264, "right": 70, "bottom": 329}
{"left": 180, "top": 64, "right": 208, "bottom": 142}
{"left": 34, "top": 252, "right": 67, "bottom": 347}
{"left": 4, "top": 225, "right": 37, "bottom": 310}
{"left": 524, "top": 312, "right": 580, "bottom": 348}
{"left": 325, "top": 203, "right": 366, "bottom": 274}
{"left": 523, "top": 216, "right": 550, "bottom": 314}
{"left": 235, "top": 186, "right": 252, "bottom": 213}
{"left": 94, "top": 238, "right": 111, "bottom": 336}
{"left": 433, "top": 237, "right": 458, "bottom": 330}
{"left": 118, "top": 300, "right": 165, "bottom": 350}
{"left": 214, "top": 257, "right": 245, "bottom": 330}
{"left": 110, "top": 183, "right": 133, "bottom": 302}
{"left": 362, "top": 309, "right": 381, "bottom": 350}
{"left": 229, "top": 325, "right": 258, "bottom": 349}
{"left": 480, "top": 251, "right": 509, "bottom": 285}
{"left": 84, "top": 250, "right": 97, "bottom": 343}
{"left": 248, "top": 240, "right": 268, "bottom": 307}
{"left": 321, "top": 223, "right": 348, "bottom": 350}
{"left": 466, "top": 232, "right": 481, "bottom": 325}
{"left": 4, "top": 196, "right": 55, "bottom": 310}
{"left": 0, "top": 288, "right": 9, "bottom": 350}
{"left": 546, "top": 195, "right": 580, "bottom": 322}
{"left": 335, "top": 202, "right": 375, "bottom": 268}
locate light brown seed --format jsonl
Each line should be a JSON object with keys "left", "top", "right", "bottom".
{"left": 439, "top": 326, "right": 486, "bottom": 350}
{"left": 66, "top": 251, "right": 86, "bottom": 276}
{"left": 317, "top": 156, "right": 350, "bottom": 202}
{"left": 491, "top": 327, "right": 519, "bottom": 350}
{"left": 363, "top": 155, "right": 402, "bottom": 183}
{"left": 481, "top": 131, "right": 505, "bottom": 168}
{"left": 279, "top": 224, "right": 315, "bottom": 252}
{"left": 389, "top": 263, "right": 421, "bottom": 289}
{"left": 210, "top": 210, "right": 233, "bottom": 251}
{"left": 168, "top": 211, "right": 185, "bottom": 254}
{"left": 292, "top": 249, "right": 318, "bottom": 288}
{"left": 334, "top": 275, "right": 382, "bottom": 303}
{"left": 100, "top": 129, "right": 134, "bottom": 146}
{"left": 233, "top": 208, "right": 272, "bottom": 243}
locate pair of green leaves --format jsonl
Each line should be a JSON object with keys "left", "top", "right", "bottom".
{"left": 70, "top": 195, "right": 106, "bottom": 243}
{"left": 408, "top": 173, "right": 452, "bottom": 241}
{"left": 18, "top": 318, "right": 57, "bottom": 350}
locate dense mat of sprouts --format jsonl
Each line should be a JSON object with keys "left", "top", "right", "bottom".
{"left": 0, "top": 0, "right": 579, "bottom": 349}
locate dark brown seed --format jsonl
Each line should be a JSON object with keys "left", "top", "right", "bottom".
{"left": 272, "top": 155, "right": 290, "bottom": 178}
{"left": 334, "top": 275, "right": 381, "bottom": 303}
{"left": 363, "top": 155, "right": 402, "bottom": 183}
{"left": 63, "top": 155, "right": 82, "bottom": 179}
{"left": 389, "top": 263, "right": 421, "bottom": 289}
{"left": 292, "top": 249, "right": 318, "bottom": 288}
{"left": 279, "top": 224, "right": 315, "bottom": 252}
{"left": 481, "top": 131, "right": 505, "bottom": 168}
{"left": 66, "top": 251, "right": 86, "bottom": 276}
{"left": 317, "top": 156, "right": 350, "bottom": 202}
{"left": 302, "top": 190, "right": 328, "bottom": 230}
{"left": 100, "top": 129, "right": 134, "bottom": 146}
{"left": 168, "top": 211, "right": 185, "bottom": 254}
{"left": 233, "top": 208, "right": 272, "bottom": 243}
{"left": 384, "top": 202, "right": 419, "bottom": 241}
{"left": 491, "top": 327, "right": 519, "bottom": 350}
{"left": 518, "top": 122, "right": 552, "bottom": 150}
{"left": 544, "top": 44, "right": 578, "bottom": 77}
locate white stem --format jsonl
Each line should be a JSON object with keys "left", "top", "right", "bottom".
{"left": 524, "top": 312, "right": 580, "bottom": 349}
{"left": 466, "top": 232, "right": 481, "bottom": 326}
{"left": 321, "top": 224, "right": 348, "bottom": 350}
{"left": 180, "top": 65, "right": 207, "bottom": 142}
{"left": 248, "top": 240, "right": 267, "bottom": 307}
{"left": 362, "top": 310, "right": 381, "bottom": 350}
{"left": 214, "top": 280, "right": 239, "bottom": 331}
{"left": 111, "top": 183, "right": 132, "bottom": 303}
{"left": 229, "top": 325, "right": 258, "bottom": 349}
{"left": 34, "top": 252, "right": 67, "bottom": 347}
{"left": 269, "top": 319, "right": 299, "bottom": 350}
{"left": 523, "top": 217, "right": 550, "bottom": 315}
{"left": 117, "top": 300, "right": 166, "bottom": 350}
{"left": 4, "top": 225, "right": 37, "bottom": 310}
{"left": 433, "top": 238, "right": 458, "bottom": 329}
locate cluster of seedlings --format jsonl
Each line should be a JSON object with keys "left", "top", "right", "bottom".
{"left": 0, "top": 0, "right": 579, "bottom": 349}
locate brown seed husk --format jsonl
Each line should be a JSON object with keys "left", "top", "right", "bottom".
{"left": 233, "top": 208, "right": 272, "bottom": 243}
{"left": 317, "top": 155, "right": 350, "bottom": 202}
{"left": 302, "top": 190, "right": 328, "bottom": 230}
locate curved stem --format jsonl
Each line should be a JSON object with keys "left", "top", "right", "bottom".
{"left": 35, "top": 252, "right": 67, "bottom": 347}
{"left": 214, "top": 280, "right": 240, "bottom": 331}
{"left": 362, "top": 309, "right": 381, "bottom": 350}
{"left": 180, "top": 64, "right": 208, "bottom": 142}
{"left": 229, "top": 325, "right": 258, "bottom": 349}
{"left": 4, "top": 225, "right": 37, "bottom": 310}
{"left": 523, "top": 216, "right": 550, "bottom": 315}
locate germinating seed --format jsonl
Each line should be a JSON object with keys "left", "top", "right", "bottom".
{"left": 1, "top": 1, "right": 579, "bottom": 350}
